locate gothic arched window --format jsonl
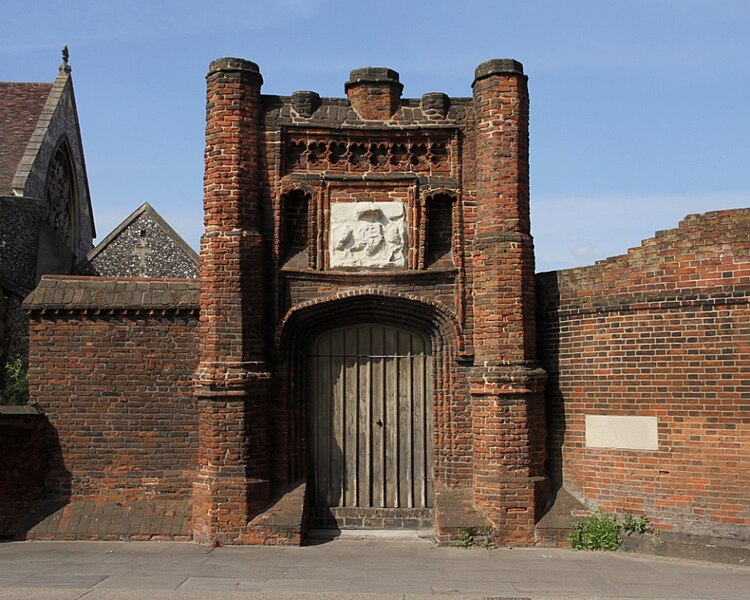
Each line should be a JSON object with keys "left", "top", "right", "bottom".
{"left": 46, "top": 141, "right": 77, "bottom": 250}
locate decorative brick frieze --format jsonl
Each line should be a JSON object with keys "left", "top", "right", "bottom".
{"left": 284, "top": 133, "right": 453, "bottom": 176}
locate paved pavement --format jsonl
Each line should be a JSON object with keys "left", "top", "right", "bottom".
{"left": 0, "top": 538, "right": 748, "bottom": 600}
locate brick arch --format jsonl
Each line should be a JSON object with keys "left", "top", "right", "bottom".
{"left": 279, "top": 181, "right": 318, "bottom": 197}
{"left": 422, "top": 186, "right": 459, "bottom": 202}
{"left": 278, "top": 185, "right": 314, "bottom": 266}
{"left": 275, "top": 289, "right": 464, "bottom": 358}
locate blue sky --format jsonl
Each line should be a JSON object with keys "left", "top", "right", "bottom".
{"left": 2, "top": 0, "right": 748, "bottom": 272}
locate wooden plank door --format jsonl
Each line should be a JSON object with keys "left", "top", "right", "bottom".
{"left": 307, "top": 324, "right": 433, "bottom": 528}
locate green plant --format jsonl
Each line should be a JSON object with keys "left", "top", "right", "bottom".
{"left": 568, "top": 511, "right": 659, "bottom": 551}
{"left": 454, "top": 527, "right": 496, "bottom": 549}
{"left": 621, "top": 513, "right": 650, "bottom": 535}
{"left": 479, "top": 533, "right": 496, "bottom": 550}
{"left": 454, "top": 527, "right": 474, "bottom": 548}
{"left": 567, "top": 512, "right": 623, "bottom": 551}
{"left": 4, "top": 358, "right": 29, "bottom": 405}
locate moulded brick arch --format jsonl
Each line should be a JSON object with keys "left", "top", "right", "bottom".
{"left": 422, "top": 186, "right": 459, "bottom": 202}
{"left": 275, "top": 289, "right": 465, "bottom": 359}
{"left": 279, "top": 181, "right": 318, "bottom": 197}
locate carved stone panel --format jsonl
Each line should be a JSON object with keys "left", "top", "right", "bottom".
{"left": 329, "top": 202, "right": 407, "bottom": 270}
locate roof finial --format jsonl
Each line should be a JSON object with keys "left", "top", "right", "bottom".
{"left": 60, "top": 45, "right": 71, "bottom": 74}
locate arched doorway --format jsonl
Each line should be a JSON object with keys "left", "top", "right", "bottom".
{"left": 306, "top": 323, "right": 434, "bottom": 529}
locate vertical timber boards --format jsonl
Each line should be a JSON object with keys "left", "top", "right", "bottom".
{"left": 307, "top": 323, "right": 433, "bottom": 529}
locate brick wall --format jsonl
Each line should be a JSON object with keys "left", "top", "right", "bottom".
{"left": 0, "top": 409, "right": 47, "bottom": 536}
{"left": 25, "top": 277, "right": 200, "bottom": 501}
{"left": 537, "top": 209, "right": 750, "bottom": 540}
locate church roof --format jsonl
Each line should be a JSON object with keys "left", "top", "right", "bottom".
{"left": 0, "top": 82, "right": 53, "bottom": 194}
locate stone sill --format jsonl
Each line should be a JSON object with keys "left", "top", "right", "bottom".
{"left": 280, "top": 266, "right": 459, "bottom": 281}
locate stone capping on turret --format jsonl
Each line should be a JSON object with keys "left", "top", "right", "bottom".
{"left": 207, "top": 57, "right": 263, "bottom": 85}
{"left": 23, "top": 275, "right": 200, "bottom": 313}
{"left": 473, "top": 58, "right": 525, "bottom": 85}
{"left": 420, "top": 92, "right": 449, "bottom": 118}
{"left": 344, "top": 67, "right": 403, "bottom": 93}
{"left": 344, "top": 67, "right": 404, "bottom": 121}
{"left": 291, "top": 90, "right": 321, "bottom": 118}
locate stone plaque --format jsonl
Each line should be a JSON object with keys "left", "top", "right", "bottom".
{"left": 585, "top": 415, "right": 659, "bottom": 450}
{"left": 329, "top": 201, "right": 407, "bottom": 269}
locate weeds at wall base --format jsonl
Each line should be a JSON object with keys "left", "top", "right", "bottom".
{"left": 567, "top": 512, "right": 657, "bottom": 551}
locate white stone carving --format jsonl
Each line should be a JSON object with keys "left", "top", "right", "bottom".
{"left": 329, "top": 202, "right": 407, "bottom": 270}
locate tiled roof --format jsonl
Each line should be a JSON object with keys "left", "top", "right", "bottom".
{"left": 23, "top": 275, "right": 200, "bottom": 312}
{"left": 0, "top": 82, "right": 52, "bottom": 194}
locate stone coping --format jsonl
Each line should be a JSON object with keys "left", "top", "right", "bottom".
{"left": 0, "top": 404, "right": 42, "bottom": 415}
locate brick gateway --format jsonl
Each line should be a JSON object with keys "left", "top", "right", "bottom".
{"left": 18, "top": 58, "right": 749, "bottom": 546}
{"left": 188, "top": 57, "right": 547, "bottom": 544}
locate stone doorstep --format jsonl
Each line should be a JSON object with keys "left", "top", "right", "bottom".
{"left": 311, "top": 507, "right": 434, "bottom": 531}
{"left": 307, "top": 528, "right": 435, "bottom": 542}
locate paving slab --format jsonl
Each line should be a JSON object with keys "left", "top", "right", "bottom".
{"left": 6, "top": 574, "right": 107, "bottom": 588}
{"left": 178, "top": 577, "right": 266, "bottom": 591}
{"left": 0, "top": 591, "right": 87, "bottom": 600}
{"left": 0, "top": 539, "right": 747, "bottom": 599}
{"left": 95, "top": 573, "right": 190, "bottom": 590}
{"left": 430, "top": 580, "right": 525, "bottom": 595}
{"left": 346, "top": 577, "right": 432, "bottom": 594}
{"left": 262, "top": 578, "right": 353, "bottom": 593}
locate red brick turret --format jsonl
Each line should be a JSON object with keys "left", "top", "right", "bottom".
{"left": 469, "top": 59, "right": 548, "bottom": 543}
{"left": 193, "top": 58, "right": 271, "bottom": 545}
